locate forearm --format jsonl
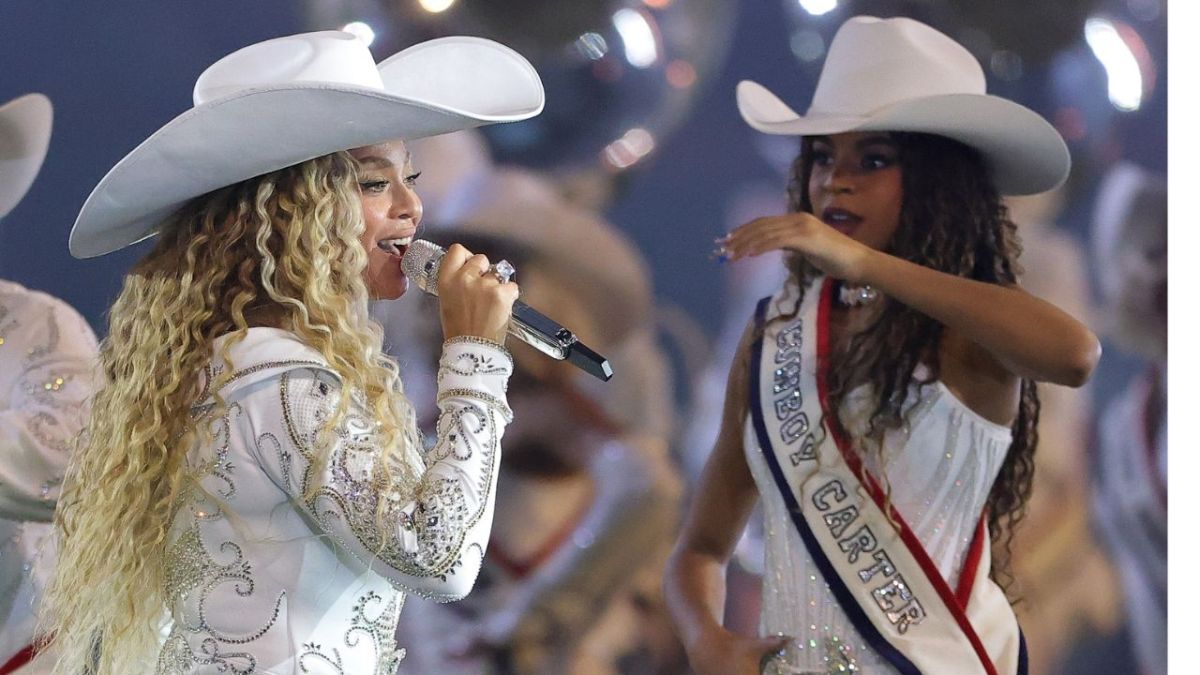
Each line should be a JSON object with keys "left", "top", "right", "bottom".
{"left": 263, "top": 338, "right": 512, "bottom": 601}
{"left": 664, "top": 546, "right": 732, "bottom": 652}
{"left": 377, "top": 337, "right": 514, "bottom": 599}
{"left": 862, "top": 249, "right": 1101, "bottom": 385}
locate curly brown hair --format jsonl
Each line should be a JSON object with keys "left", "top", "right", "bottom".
{"left": 780, "top": 132, "right": 1039, "bottom": 595}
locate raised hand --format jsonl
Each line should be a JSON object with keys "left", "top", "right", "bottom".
{"left": 718, "top": 212, "right": 873, "bottom": 283}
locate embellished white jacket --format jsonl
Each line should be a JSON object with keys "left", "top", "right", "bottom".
{"left": 0, "top": 280, "right": 98, "bottom": 672}
{"left": 158, "top": 327, "right": 513, "bottom": 675}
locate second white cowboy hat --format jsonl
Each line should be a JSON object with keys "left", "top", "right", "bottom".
{"left": 70, "top": 31, "right": 544, "bottom": 258}
{"left": 737, "top": 15, "right": 1070, "bottom": 196}
{"left": 0, "top": 93, "right": 53, "bottom": 218}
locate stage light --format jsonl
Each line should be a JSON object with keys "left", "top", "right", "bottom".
{"left": 575, "top": 32, "right": 609, "bottom": 61}
{"left": 798, "top": 0, "right": 838, "bottom": 17}
{"left": 418, "top": 0, "right": 456, "bottom": 14}
{"left": 613, "top": 8, "right": 659, "bottom": 69}
{"left": 1085, "top": 17, "right": 1143, "bottom": 111}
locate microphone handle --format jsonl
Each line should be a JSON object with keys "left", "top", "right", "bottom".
{"left": 509, "top": 301, "right": 614, "bottom": 382}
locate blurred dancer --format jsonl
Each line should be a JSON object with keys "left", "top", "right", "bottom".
{"left": 0, "top": 93, "right": 98, "bottom": 675}
{"left": 1002, "top": 188, "right": 1121, "bottom": 674}
{"left": 1088, "top": 162, "right": 1167, "bottom": 675}
{"left": 393, "top": 173, "right": 684, "bottom": 675}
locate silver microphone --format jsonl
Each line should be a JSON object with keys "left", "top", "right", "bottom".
{"left": 401, "top": 239, "right": 614, "bottom": 382}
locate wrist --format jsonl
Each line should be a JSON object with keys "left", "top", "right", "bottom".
{"left": 854, "top": 246, "right": 887, "bottom": 286}
{"left": 686, "top": 623, "right": 732, "bottom": 658}
{"left": 442, "top": 334, "right": 512, "bottom": 359}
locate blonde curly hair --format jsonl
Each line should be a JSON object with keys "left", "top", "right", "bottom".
{"left": 40, "top": 151, "right": 424, "bottom": 674}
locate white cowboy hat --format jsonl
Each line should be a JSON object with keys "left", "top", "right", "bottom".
{"left": 737, "top": 15, "right": 1070, "bottom": 196}
{"left": 0, "top": 93, "right": 53, "bottom": 218}
{"left": 70, "top": 31, "right": 545, "bottom": 258}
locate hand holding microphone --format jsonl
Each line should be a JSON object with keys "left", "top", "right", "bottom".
{"left": 403, "top": 239, "right": 614, "bottom": 381}
{"left": 433, "top": 243, "right": 520, "bottom": 344}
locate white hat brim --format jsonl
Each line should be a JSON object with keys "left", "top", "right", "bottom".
{"left": 71, "top": 37, "right": 544, "bottom": 258}
{"left": 0, "top": 93, "right": 53, "bottom": 218}
{"left": 737, "top": 80, "right": 1070, "bottom": 196}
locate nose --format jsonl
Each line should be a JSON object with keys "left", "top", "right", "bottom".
{"left": 390, "top": 181, "right": 423, "bottom": 227}
{"left": 819, "top": 158, "right": 856, "bottom": 195}
{"left": 820, "top": 170, "right": 853, "bottom": 195}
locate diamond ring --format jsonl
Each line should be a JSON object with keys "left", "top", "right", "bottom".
{"left": 489, "top": 259, "right": 516, "bottom": 284}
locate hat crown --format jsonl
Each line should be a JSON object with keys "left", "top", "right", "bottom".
{"left": 809, "top": 16, "right": 985, "bottom": 116}
{"left": 193, "top": 31, "right": 383, "bottom": 105}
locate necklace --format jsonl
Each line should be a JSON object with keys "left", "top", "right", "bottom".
{"left": 836, "top": 282, "right": 879, "bottom": 307}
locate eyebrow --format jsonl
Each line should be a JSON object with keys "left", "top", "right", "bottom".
{"left": 357, "top": 156, "right": 393, "bottom": 169}
{"left": 356, "top": 151, "right": 412, "bottom": 169}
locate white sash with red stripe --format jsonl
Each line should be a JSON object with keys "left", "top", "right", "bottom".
{"left": 750, "top": 278, "right": 1025, "bottom": 675}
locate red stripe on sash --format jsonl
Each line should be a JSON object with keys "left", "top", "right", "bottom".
{"left": 0, "top": 643, "right": 39, "bottom": 675}
{"left": 815, "top": 280, "right": 1000, "bottom": 675}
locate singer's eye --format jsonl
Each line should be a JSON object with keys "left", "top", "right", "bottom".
{"left": 403, "top": 172, "right": 422, "bottom": 187}
{"left": 359, "top": 179, "right": 389, "bottom": 193}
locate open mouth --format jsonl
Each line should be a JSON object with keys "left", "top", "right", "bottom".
{"left": 377, "top": 236, "right": 413, "bottom": 261}
{"left": 822, "top": 207, "right": 862, "bottom": 233}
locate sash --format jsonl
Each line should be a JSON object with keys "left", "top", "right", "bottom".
{"left": 749, "top": 278, "right": 1027, "bottom": 675}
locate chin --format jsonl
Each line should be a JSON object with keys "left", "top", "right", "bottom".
{"left": 374, "top": 284, "right": 408, "bottom": 301}
{"left": 368, "top": 274, "right": 409, "bottom": 300}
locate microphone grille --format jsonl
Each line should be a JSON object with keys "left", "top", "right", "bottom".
{"left": 400, "top": 239, "right": 445, "bottom": 295}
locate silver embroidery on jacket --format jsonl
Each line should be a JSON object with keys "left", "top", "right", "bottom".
{"left": 279, "top": 365, "right": 501, "bottom": 589}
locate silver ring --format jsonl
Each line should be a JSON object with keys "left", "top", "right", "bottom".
{"left": 489, "top": 259, "right": 516, "bottom": 284}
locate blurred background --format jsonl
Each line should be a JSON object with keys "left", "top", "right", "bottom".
{"left": 0, "top": 1, "right": 1168, "bottom": 673}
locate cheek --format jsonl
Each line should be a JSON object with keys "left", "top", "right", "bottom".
{"left": 873, "top": 174, "right": 904, "bottom": 235}
{"left": 357, "top": 199, "right": 389, "bottom": 242}
{"left": 806, "top": 170, "right": 823, "bottom": 207}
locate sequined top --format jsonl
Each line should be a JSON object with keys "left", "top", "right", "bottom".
{"left": 157, "top": 327, "right": 513, "bottom": 675}
{"left": 0, "top": 279, "right": 98, "bottom": 669}
{"left": 745, "top": 367, "right": 1013, "bottom": 673}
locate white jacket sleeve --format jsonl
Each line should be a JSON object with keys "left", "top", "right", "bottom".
{"left": 248, "top": 336, "right": 512, "bottom": 602}
{"left": 0, "top": 296, "right": 98, "bottom": 521}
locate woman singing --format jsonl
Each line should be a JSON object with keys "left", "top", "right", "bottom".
{"left": 40, "top": 30, "right": 543, "bottom": 674}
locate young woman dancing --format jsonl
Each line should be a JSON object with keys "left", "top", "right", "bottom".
{"left": 665, "top": 16, "right": 1098, "bottom": 675}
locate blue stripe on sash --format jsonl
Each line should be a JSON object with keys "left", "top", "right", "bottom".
{"left": 749, "top": 296, "right": 922, "bottom": 675}
{"left": 1018, "top": 630, "right": 1028, "bottom": 675}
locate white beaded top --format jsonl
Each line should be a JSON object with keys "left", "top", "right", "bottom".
{"left": 745, "top": 375, "right": 1012, "bottom": 673}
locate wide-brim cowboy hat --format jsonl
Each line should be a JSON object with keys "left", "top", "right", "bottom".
{"left": 737, "top": 15, "right": 1069, "bottom": 196}
{"left": 0, "top": 93, "right": 53, "bottom": 218}
{"left": 70, "top": 31, "right": 544, "bottom": 258}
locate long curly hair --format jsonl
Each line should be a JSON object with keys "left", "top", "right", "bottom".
{"left": 40, "top": 151, "right": 424, "bottom": 674}
{"left": 778, "top": 132, "right": 1039, "bottom": 593}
